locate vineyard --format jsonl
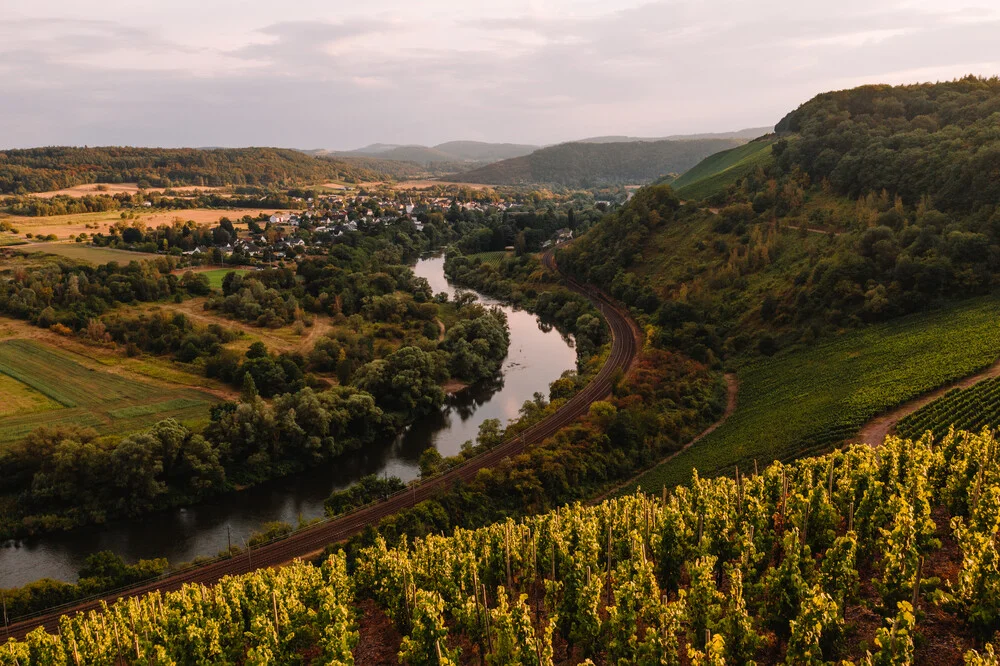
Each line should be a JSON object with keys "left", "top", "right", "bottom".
{"left": 467, "top": 251, "right": 511, "bottom": 269}
{"left": 897, "top": 376, "right": 1000, "bottom": 441}
{"left": 6, "top": 427, "right": 1000, "bottom": 664}
{"left": 622, "top": 295, "right": 1000, "bottom": 493}
{"left": 0, "top": 339, "right": 217, "bottom": 445}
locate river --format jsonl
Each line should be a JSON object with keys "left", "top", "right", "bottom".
{"left": 0, "top": 255, "right": 577, "bottom": 588}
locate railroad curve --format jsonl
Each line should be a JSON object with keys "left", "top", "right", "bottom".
{"left": 3, "top": 247, "right": 641, "bottom": 640}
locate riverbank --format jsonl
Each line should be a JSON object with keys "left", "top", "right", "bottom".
{"left": 0, "top": 255, "right": 576, "bottom": 588}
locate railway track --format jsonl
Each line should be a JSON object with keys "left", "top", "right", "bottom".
{"left": 2, "top": 248, "right": 640, "bottom": 640}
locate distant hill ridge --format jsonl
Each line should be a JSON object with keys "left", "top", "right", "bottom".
{"left": 449, "top": 138, "right": 747, "bottom": 187}
{"left": 0, "top": 147, "right": 385, "bottom": 195}
{"left": 324, "top": 141, "right": 540, "bottom": 166}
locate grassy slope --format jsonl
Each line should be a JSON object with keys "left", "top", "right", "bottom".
{"left": 619, "top": 294, "right": 1000, "bottom": 493}
{"left": 670, "top": 135, "right": 777, "bottom": 199}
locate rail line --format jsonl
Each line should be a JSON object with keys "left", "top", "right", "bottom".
{"left": 2, "top": 248, "right": 641, "bottom": 640}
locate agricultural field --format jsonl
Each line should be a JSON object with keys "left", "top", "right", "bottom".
{"left": 619, "top": 294, "right": 1000, "bottom": 493}
{"left": 3, "top": 208, "right": 298, "bottom": 240}
{"left": 896, "top": 375, "right": 1000, "bottom": 440}
{"left": 0, "top": 373, "right": 60, "bottom": 418}
{"left": 467, "top": 250, "right": 511, "bottom": 268}
{"left": 0, "top": 339, "right": 218, "bottom": 446}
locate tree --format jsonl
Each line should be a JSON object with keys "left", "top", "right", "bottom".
{"left": 241, "top": 373, "right": 259, "bottom": 401}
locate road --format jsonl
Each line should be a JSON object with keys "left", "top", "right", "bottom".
{"left": 3, "top": 248, "right": 641, "bottom": 640}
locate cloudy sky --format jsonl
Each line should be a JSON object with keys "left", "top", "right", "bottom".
{"left": 1, "top": 0, "right": 998, "bottom": 150}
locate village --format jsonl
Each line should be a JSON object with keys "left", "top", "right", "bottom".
{"left": 162, "top": 189, "right": 582, "bottom": 264}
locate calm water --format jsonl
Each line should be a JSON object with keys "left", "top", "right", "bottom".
{"left": 0, "top": 255, "right": 576, "bottom": 587}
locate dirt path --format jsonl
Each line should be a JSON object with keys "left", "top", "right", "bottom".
{"left": 593, "top": 372, "right": 739, "bottom": 501}
{"left": 854, "top": 358, "right": 1000, "bottom": 446}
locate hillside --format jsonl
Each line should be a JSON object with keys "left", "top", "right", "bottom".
{"left": 451, "top": 137, "right": 745, "bottom": 186}
{"left": 317, "top": 153, "right": 429, "bottom": 180}
{"left": 0, "top": 147, "right": 384, "bottom": 194}
{"left": 578, "top": 126, "right": 772, "bottom": 143}
{"left": 563, "top": 77, "right": 1000, "bottom": 358}
{"left": 668, "top": 133, "right": 779, "bottom": 199}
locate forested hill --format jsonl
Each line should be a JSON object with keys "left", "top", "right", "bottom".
{"left": 773, "top": 76, "right": 1000, "bottom": 212}
{"left": 560, "top": 76, "right": 1000, "bottom": 365}
{"left": 0, "top": 147, "right": 386, "bottom": 194}
{"left": 450, "top": 137, "right": 745, "bottom": 186}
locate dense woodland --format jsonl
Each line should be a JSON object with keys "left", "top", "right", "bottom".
{"left": 562, "top": 77, "right": 1000, "bottom": 365}
{"left": 0, "top": 147, "right": 385, "bottom": 194}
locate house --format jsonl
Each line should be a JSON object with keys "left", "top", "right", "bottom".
{"left": 269, "top": 213, "right": 291, "bottom": 225}
{"left": 555, "top": 228, "right": 574, "bottom": 243}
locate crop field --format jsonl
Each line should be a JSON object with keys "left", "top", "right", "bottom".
{"left": 467, "top": 251, "right": 510, "bottom": 268}
{"left": 0, "top": 339, "right": 217, "bottom": 446}
{"left": 619, "top": 294, "right": 1000, "bottom": 493}
{"left": 200, "top": 268, "right": 249, "bottom": 289}
{"left": 896, "top": 375, "right": 1000, "bottom": 440}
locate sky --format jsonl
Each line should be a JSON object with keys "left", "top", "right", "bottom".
{"left": 1, "top": 0, "right": 998, "bottom": 150}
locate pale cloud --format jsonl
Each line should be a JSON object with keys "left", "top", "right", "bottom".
{"left": 0, "top": 0, "right": 997, "bottom": 149}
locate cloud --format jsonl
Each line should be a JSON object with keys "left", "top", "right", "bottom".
{"left": 0, "top": 0, "right": 997, "bottom": 148}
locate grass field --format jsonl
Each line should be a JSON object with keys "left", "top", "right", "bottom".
{"left": 0, "top": 339, "right": 218, "bottom": 445}
{"left": 199, "top": 268, "right": 250, "bottom": 289}
{"left": 619, "top": 294, "right": 1000, "bottom": 493}
{"left": 670, "top": 135, "right": 778, "bottom": 200}
{"left": 0, "top": 374, "right": 61, "bottom": 418}
{"left": 14, "top": 243, "right": 156, "bottom": 264}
